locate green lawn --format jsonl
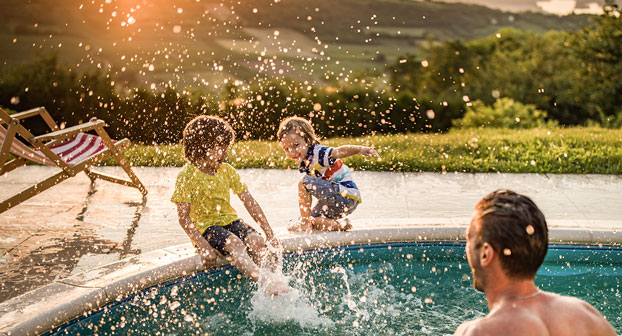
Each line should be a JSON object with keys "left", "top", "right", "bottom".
{"left": 113, "top": 127, "right": 622, "bottom": 174}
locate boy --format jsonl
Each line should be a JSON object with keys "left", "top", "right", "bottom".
{"left": 277, "top": 116, "right": 380, "bottom": 231}
{"left": 172, "top": 115, "right": 287, "bottom": 293}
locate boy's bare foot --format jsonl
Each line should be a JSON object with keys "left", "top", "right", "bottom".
{"left": 337, "top": 218, "right": 352, "bottom": 231}
{"left": 310, "top": 217, "right": 352, "bottom": 231}
{"left": 287, "top": 218, "right": 312, "bottom": 232}
{"left": 265, "top": 279, "right": 293, "bottom": 296}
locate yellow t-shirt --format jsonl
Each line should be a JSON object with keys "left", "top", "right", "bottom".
{"left": 171, "top": 163, "right": 248, "bottom": 233}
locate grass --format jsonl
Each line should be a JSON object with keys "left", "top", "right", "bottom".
{"left": 111, "top": 127, "right": 622, "bottom": 174}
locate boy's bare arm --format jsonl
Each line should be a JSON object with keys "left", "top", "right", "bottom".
{"left": 238, "top": 190, "right": 276, "bottom": 241}
{"left": 331, "top": 145, "right": 380, "bottom": 159}
{"left": 175, "top": 202, "right": 219, "bottom": 267}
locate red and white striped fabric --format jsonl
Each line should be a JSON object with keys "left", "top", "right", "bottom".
{"left": 33, "top": 133, "right": 112, "bottom": 165}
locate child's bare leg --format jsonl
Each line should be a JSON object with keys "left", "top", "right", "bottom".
{"left": 245, "top": 232, "right": 282, "bottom": 271}
{"left": 244, "top": 231, "right": 267, "bottom": 266}
{"left": 223, "top": 236, "right": 260, "bottom": 281}
{"left": 290, "top": 179, "right": 313, "bottom": 231}
{"left": 311, "top": 217, "right": 350, "bottom": 231}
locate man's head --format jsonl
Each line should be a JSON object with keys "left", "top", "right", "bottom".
{"left": 182, "top": 115, "right": 235, "bottom": 169}
{"left": 466, "top": 189, "right": 548, "bottom": 291}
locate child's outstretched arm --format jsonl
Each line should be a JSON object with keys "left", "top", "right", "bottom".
{"left": 238, "top": 190, "right": 278, "bottom": 245}
{"left": 331, "top": 145, "right": 380, "bottom": 159}
{"left": 176, "top": 202, "right": 219, "bottom": 268}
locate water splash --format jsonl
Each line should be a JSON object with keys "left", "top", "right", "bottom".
{"left": 247, "top": 242, "right": 334, "bottom": 328}
{"left": 248, "top": 269, "right": 333, "bottom": 328}
{"left": 330, "top": 266, "right": 362, "bottom": 313}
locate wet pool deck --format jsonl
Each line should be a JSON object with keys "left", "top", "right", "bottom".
{"left": 1, "top": 166, "right": 621, "bottom": 304}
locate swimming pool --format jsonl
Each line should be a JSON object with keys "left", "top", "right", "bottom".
{"left": 48, "top": 242, "right": 622, "bottom": 335}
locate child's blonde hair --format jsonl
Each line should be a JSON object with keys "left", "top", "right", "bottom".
{"left": 182, "top": 115, "right": 235, "bottom": 166}
{"left": 277, "top": 116, "right": 320, "bottom": 145}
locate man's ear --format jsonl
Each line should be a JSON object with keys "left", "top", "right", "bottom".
{"left": 479, "top": 242, "right": 495, "bottom": 267}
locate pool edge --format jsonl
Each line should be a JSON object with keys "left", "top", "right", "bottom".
{"left": 1, "top": 226, "right": 621, "bottom": 335}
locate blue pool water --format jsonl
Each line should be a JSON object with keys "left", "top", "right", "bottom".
{"left": 50, "top": 243, "right": 621, "bottom": 335}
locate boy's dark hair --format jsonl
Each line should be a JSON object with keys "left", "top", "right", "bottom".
{"left": 277, "top": 116, "right": 320, "bottom": 145}
{"left": 182, "top": 115, "right": 235, "bottom": 166}
{"left": 474, "top": 189, "right": 548, "bottom": 279}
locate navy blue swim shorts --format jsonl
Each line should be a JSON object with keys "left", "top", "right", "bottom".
{"left": 201, "top": 219, "right": 258, "bottom": 256}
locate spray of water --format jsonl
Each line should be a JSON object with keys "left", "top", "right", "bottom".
{"left": 248, "top": 269, "right": 334, "bottom": 328}
{"left": 247, "top": 240, "right": 334, "bottom": 328}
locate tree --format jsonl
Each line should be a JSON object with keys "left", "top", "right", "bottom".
{"left": 571, "top": 1, "right": 622, "bottom": 126}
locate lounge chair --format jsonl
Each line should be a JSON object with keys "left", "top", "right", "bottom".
{"left": 0, "top": 106, "right": 147, "bottom": 213}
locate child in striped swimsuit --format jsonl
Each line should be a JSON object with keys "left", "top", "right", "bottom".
{"left": 277, "top": 116, "right": 380, "bottom": 232}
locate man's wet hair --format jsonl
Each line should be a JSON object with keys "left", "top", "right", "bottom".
{"left": 474, "top": 189, "right": 548, "bottom": 279}
{"left": 182, "top": 115, "right": 235, "bottom": 166}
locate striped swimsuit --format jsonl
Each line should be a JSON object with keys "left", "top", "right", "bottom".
{"left": 299, "top": 144, "right": 361, "bottom": 203}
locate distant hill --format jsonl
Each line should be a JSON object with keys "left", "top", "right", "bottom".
{"left": 434, "top": 0, "right": 621, "bottom": 14}
{"left": 0, "top": 0, "right": 593, "bottom": 87}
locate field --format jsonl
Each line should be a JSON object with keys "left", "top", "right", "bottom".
{"left": 0, "top": 0, "right": 591, "bottom": 86}
{"left": 112, "top": 127, "right": 622, "bottom": 174}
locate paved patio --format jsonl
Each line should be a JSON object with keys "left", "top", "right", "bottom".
{"left": 1, "top": 166, "right": 621, "bottom": 303}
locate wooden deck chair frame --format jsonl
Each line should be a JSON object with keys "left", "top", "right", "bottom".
{"left": 0, "top": 106, "right": 147, "bottom": 213}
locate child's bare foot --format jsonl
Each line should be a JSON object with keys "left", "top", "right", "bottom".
{"left": 337, "top": 218, "right": 352, "bottom": 231}
{"left": 287, "top": 218, "right": 312, "bottom": 232}
{"left": 259, "top": 272, "right": 294, "bottom": 296}
{"left": 264, "top": 278, "right": 294, "bottom": 296}
{"left": 310, "top": 217, "right": 352, "bottom": 231}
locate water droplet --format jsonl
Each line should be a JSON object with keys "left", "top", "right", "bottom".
{"left": 169, "top": 301, "right": 180, "bottom": 310}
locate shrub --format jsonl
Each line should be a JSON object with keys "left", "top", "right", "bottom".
{"left": 453, "top": 97, "right": 556, "bottom": 129}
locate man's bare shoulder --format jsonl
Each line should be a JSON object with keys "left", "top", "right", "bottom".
{"left": 455, "top": 293, "right": 617, "bottom": 336}
{"left": 454, "top": 307, "right": 547, "bottom": 336}
{"left": 542, "top": 293, "right": 617, "bottom": 336}
{"left": 454, "top": 318, "right": 483, "bottom": 336}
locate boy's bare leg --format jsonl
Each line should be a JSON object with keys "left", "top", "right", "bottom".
{"left": 245, "top": 232, "right": 282, "bottom": 271}
{"left": 224, "top": 237, "right": 290, "bottom": 295}
{"left": 290, "top": 179, "right": 313, "bottom": 231}
{"left": 223, "top": 236, "right": 260, "bottom": 281}
{"left": 244, "top": 232, "right": 267, "bottom": 266}
{"left": 311, "top": 217, "right": 351, "bottom": 231}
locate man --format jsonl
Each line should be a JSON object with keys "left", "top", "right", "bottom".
{"left": 455, "top": 189, "right": 616, "bottom": 336}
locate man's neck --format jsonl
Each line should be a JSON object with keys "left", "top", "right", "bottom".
{"left": 485, "top": 277, "right": 540, "bottom": 311}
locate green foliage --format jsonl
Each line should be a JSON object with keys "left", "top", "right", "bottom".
{"left": 219, "top": 79, "right": 425, "bottom": 140}
{"left": 571, "top": 2, "right": 622, "bottom": 126}
{"left": 0, "top": 55, "right": 209, "bottom": 144}
{"left": 454, "top": 98, "right": 556, "bottom": 129}
{"left": 388, "top": 6, "right": 622, "bottom": 128}
{"left": 0, "top": 56, "right": 425, "bottom": 143}
{"left": 0, "top": 53, "right": 119, "bottom": 136}
{"left": 113, "top": 127, "right": 622, "bottom": 174}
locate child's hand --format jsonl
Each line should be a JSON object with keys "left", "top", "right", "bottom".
{"left": 361, "top": 146, "right": 380, "bottom": 159}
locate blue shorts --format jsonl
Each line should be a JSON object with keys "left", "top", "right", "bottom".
{"left": 201, "top": 220, "right": 257, "bottom": 256}
{"left": 302, "top": 175, "right": 358, "bottom": 219}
